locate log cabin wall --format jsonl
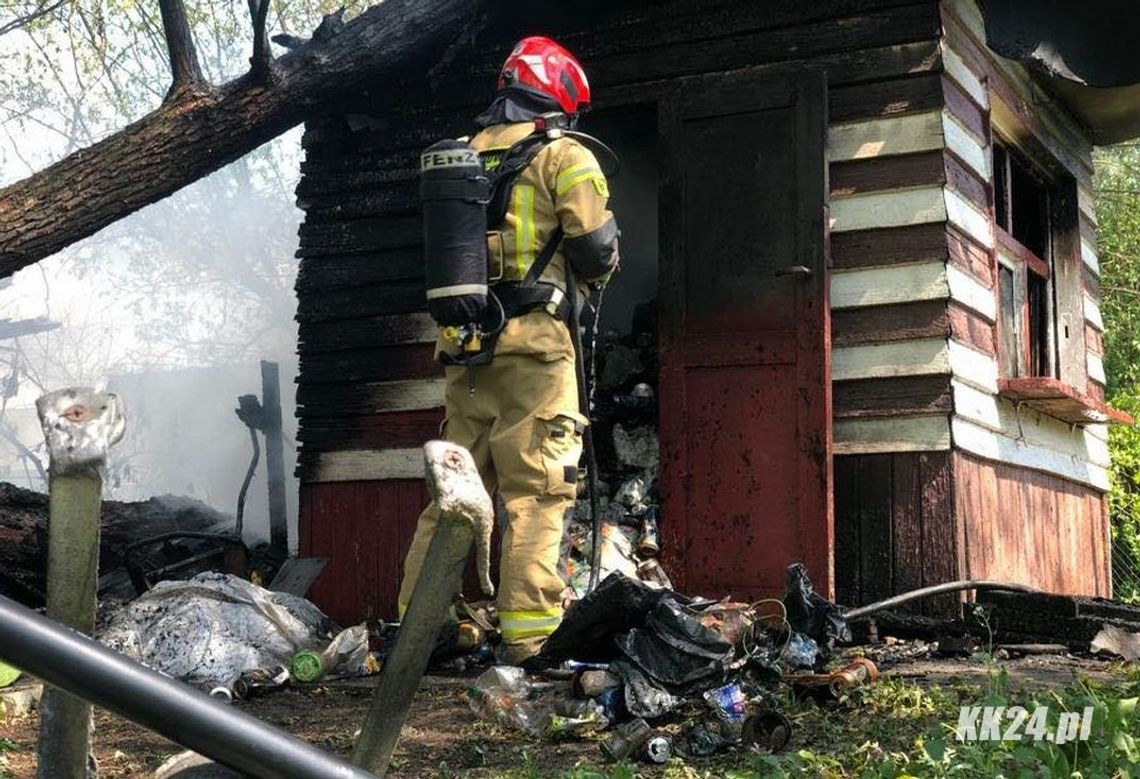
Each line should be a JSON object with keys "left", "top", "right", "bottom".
{"left": 293, "top": 0, "right": 971, "bottom": 624}
{"left": 939, "top": 0, "right": 1111, "bottom": 597}
{"left": 835, "top": 0, "right": 1113, "bottom": 612}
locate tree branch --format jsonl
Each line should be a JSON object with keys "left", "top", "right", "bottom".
{"left": 247, "top": 0, "right": 273, "bottom": 79}
{"left": 0, "top": 0, "right": 67, "bottom": 38}
{"left": 157, "top": 0, "right": 204, "bottom": 96}
{"left": 0, "top": 0, "right": 477, "bottom": 274}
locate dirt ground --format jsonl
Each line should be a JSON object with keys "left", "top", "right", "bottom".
{"left": 0, "top": 650, "right": 1126, "bottom": 778}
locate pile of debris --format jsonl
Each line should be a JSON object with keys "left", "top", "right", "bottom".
{"left": 562, "top": 309, "right": 667, "bottom": 602}
{"left": 96, "top": 571, "right": 386, "bottom": 701}
{"left": 466, "top": 564, "right": 869, "bottom": 763}
{"left": 0, "top": 482, "right": 234, "bottom": 608}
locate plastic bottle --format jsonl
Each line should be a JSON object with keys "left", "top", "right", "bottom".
{"left": 290, "top": 624, "right": 370, "bottom": 683}
{"left": 466, "top": 666, "right": 543, "bottom": 736}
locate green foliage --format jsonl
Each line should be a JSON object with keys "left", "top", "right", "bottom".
{"left": 1094, "top": 145, "right": 1140, "bottom": 395}
{"left": 1096, "top": 145, "right": 1140, "bottom": 601}
{"left": 1108, "top": 388, "right": 1140, "bottom": 601}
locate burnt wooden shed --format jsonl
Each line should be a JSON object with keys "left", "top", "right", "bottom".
{"left": 293, "top": 0, "right": 1136, "bottom": 626}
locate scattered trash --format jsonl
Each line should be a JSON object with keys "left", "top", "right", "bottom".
{"left": 232, "top": 665, "right": 290, "bottom": 700}
{"left": 786, "top": 658, "right": 879, "bottom": 700}
{"left": 784, "top": 563, "right": 851, "bottom": 648}
{"left": 703, "top": 682, "right": 746, "bottom": 723}
{"left": 467, "top": 666, "right": 607, "bottom": 739}
{"left": 613, "top": 424, "right": 658, "bottom": 470}
{"left": 291, "top": 623, "right": 370, "bottom": 683}
{"left": 98, "top": 571, "right": 334, "bottom": 687}
{"left": 573, "top": 669, "right": 620, "bottom": 698}
{"left": 742, "top": 710, "right": 793, "bottom": 753}
{"left": 637, "top": 508, "right": 660, "bottom": 557}
{"left": 1092, "top": 624, "right": 1140, "bottom": 661}
{"left": 207, "top": 686, "right": 234, "bottom": 704}
{"left": 599, "top": 717, "right": 652, "bottom": 762}
{"left": 642, "top": 731, "right": 673, "bottom": 764}
{"left": 473, "top": 562, "right": 858, "bottom": 763}
{"left": 779, "top": 632, "right": 821, "bottom": 670}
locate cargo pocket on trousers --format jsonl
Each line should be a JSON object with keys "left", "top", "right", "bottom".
{"left": 537, "top": 411, "right": 588, "bottom": 499}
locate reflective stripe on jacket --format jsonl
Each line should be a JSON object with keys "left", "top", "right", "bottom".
{"left": 470, "top": 122, "right": 619, "bottom": 288}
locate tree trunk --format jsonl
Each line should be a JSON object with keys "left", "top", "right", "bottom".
{"left": 0, "top": 0, "right": 477, "bottom": 276}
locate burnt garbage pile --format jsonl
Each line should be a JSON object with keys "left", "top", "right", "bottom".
{"left": 468, "top": 565, "right": 867, "bottom": 763}
{"left": 562, "top": 301, "right": 668, "bottom": 599}
{"left": 0, "top": 482, "right": 232, "bottom": 608}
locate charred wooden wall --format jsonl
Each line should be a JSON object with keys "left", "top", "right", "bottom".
{"left": 296, "top": 0, "right": 1140, "bottom": 622}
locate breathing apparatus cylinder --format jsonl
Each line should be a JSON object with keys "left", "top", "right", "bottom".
{"left": 420, "top": 139, "right": 490, "bottom": 327}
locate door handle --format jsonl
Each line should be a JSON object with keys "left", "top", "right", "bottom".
{"left": 775, "top": 265, "right": 813, "bottom": 278}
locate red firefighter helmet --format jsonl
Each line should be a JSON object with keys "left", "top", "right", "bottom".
{"left": 498, "top": 36, "right": 591, "bottom": 115}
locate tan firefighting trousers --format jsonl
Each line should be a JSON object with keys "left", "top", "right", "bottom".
{"left": 397, "top": 313, "right": 585, "bottom": 657}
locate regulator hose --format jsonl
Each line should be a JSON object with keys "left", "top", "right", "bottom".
{"left": 564, "top": 264, "right": 604, "bottom": 593}
{"left": 842, "top": 580, "right": 1039, "bottom": 621}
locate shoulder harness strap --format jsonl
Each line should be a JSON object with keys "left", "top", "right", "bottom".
{"left": 483, "top": 132, "right": 564, "bottom": 289}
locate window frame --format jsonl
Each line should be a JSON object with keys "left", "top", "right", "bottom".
{"left": 990, "top": 135, "right": 1061, "bottom": 382}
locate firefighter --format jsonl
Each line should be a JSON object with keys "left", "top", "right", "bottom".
{"left": 398, "top": 36, "right": 619, "bottom": 665}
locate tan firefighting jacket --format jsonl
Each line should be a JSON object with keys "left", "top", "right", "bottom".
{"left": 435, "top": 121, "right": 619, "bottom": 361}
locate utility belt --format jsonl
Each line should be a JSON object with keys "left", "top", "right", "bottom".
{"left": 493, "top": 280, "right": 572, "bottom": 324}
{"left": 439, "top": 281, "right": 571, "bottom": 368}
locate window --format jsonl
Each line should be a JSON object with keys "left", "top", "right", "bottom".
{"left": 993, "top": 140, "right": 1057, "bottom": 380}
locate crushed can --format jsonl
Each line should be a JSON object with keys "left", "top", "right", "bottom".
{"left": 600, "top": 717, "right": 651, "bottom": 762}
{"left": 232, "top": 665, "right": 289, "bottom": 700}
{"left": 637, "top": 507, "right": 660, "bottom": 557}
{"left": 642, "top": 732, "right": 673, "bottom": 764}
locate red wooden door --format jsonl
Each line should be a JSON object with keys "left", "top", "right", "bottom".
{"left": 658, "top": 71, "right": 833, "bottom": 600}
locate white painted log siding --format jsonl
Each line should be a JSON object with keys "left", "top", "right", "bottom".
{"left": 828, "top": 111, "right": 944, "bottom": 162}
{"left": 832, "top": 337, "right": 951, "bottom": 381}
{"left": 830, "top": 262, "right": 995, "bottom": 321}
{"left": 943, "top": 112, "right": 989, "bottom": 179}
{"left": 830, "top": 186, "right": 946, "bottom": 233}
{"left": 1081, "top": 237, "right": 1100, "bottom": 275}
{"left": 1085, "top": 293, "right": 1104, "bottom": 332}
{"left": 951, "top": 381, "right": 1110, "bottom": 490}
{"left": 310, "top": 448, "right": 425, "bottom": 482}
{"left": 934, "top": 5, "right": 1112, "bottom": 490}
{"left": 828, "top": 16, "right": 1108, "bottom": 480}
{"left": 1088, "top": 351, "right": 1107, "bottom": 385}
{"left": 834, "top": 415, "right": 951, "bottom": 455}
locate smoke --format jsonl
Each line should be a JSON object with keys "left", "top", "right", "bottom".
{"left": 0, "top": 132, "right": 304, "bottom": 551}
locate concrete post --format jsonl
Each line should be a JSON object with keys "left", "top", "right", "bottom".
{"left": 35, "top": 388, "right": 125, "bottom": 779}
{"left": 352, "top": 441, "right": 492, "bottom": 775}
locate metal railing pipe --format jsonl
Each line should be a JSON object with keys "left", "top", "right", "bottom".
{"left": 0, "top": 593, "right": 376, "bottom": 779}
